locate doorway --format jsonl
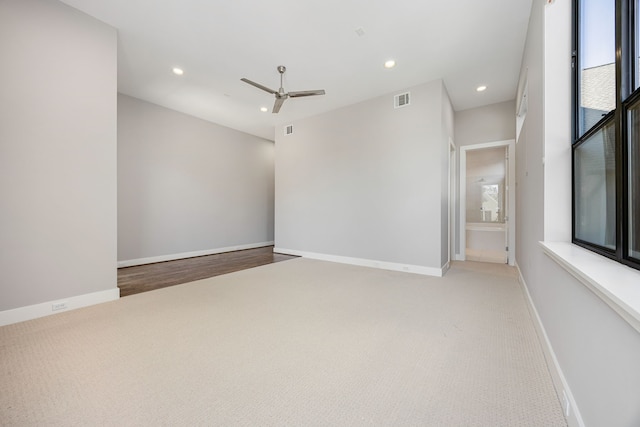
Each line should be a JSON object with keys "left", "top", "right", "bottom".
{"left": 459, "top": 140, "right": 515, "bottom": 265}
{"left": 448, "top": 138, "right": 456, "bottom": 265}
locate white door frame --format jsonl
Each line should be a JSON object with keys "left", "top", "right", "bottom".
{"left": 458, "top": 139, "right": 516, "bottom": 265}
{"left": 448, "top": 138, "right": 456, "bottom": 264}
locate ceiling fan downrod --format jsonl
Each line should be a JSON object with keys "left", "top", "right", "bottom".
{"left": 277, "top": 66, "right": 286, "bottom": 96}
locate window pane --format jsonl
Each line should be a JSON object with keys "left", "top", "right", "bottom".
{"left": 633, "top": 0, "right": 640, "bottom": 89}
{"left": 578, "top": 0, "right": 616, "bottom": 135}
{"left": 574, "top": 121, "right": 617, "bottom": 249}
{"left": 629, "top": 102, "right": 640, "bottom": 258}
{"left": 636, "top": 0, "right": 640, "bottom": 90}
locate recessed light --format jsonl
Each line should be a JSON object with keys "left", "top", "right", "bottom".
{"left": 384, "top": 59, "right": 396, "bottom": 69}
{"left": 476, "top": 85, "right": 487, "bottom": 92}
{"left": 172, "top": 67, "right": 184, "bottom": 76}
{"left": 260, "top": 107, "right": 268, "bottom": 112}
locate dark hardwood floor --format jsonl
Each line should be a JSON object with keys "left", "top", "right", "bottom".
{"left": 117, "top": 246, "right": 298, "bottom": 297}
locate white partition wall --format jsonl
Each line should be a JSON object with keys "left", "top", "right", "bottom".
{"left": 274, "top": 80, "right": 454, "bottom": 275}
{"left": 0, "top": 0, "right": 118, "bottom": 323}
{"left": 117, "top": 95, "right": 275, "bottom": 266}
{"left": 516, "top": 1, "right": 640, "bottom": 426}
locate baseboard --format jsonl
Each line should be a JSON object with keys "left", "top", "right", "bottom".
{"left": 274, "top": 247, "right": 446, "bottom": 277}
{"left": 118, "top": 241, "right": 275, "bottom": 268}
{"left": 442, "top": 261, "right": 450, "bottom": 275}
{"left": 516, "top": 263, "right": 585, "bottom": 427}
{"left": 0, "top": 288, "right": 120, "bottom": 327}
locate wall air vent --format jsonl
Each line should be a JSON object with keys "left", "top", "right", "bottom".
{"left": 394, "top": 92, "right": 410, "bottom": 109}
{"left": 284, "top": 124, "right": 293, "bottom": 136}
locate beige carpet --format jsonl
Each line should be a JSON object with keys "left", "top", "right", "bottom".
{"left": 0, "top": 258, "right": 566, "bottom": 426}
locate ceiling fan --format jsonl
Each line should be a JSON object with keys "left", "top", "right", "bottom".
{"left": 241, "top": 65, "right": 325, "bottom": 113}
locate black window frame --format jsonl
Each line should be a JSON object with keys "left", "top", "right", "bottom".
{"left": 572, "top": 0, "right": 640, "bottom": 271}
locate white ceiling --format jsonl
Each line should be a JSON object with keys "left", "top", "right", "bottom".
{"left": 59, "top": 0, "right": 532, "bottom": 140}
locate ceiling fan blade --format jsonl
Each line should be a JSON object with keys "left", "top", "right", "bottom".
{"left": 288, "top": 89, "right": 326, "bottom": 98}
{"left": 272, "top": 97, "right": 286, "bottom": 113}
{"left": 240, "top": 78, "right": 277, "bottom": 95}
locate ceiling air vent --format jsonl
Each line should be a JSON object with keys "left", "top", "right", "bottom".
{"left": 284, "top": 124, "right": 294, "bottom": 136}
{"left": 394, "top": 92, "right": 410, "bottom": 109}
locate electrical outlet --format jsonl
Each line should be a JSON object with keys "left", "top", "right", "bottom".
{"left": 52, "top": 302, "right": 68, "bottom": 312}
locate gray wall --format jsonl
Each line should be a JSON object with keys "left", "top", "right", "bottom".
{"left": 274, "top": 80, "right": 452, "bottom": 271}
{"left": 518, "top": 1, "right": 640, "bottom": 425}
{"left": 117, "top": 94, "right": 275, "bottom": 262}
{"left": 0, "top": 0, "right": 117, "bottom": 310}
{"left": 441, "top": 88, "right": 455, "bottom": 266}
{"left": 453, "top": 102, "right": 515, "bottom": 255}
{"left": 455, "top": 101, "right": 516, "bottom": 147}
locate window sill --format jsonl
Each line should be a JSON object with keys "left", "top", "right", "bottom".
{"left": 540, "top": 241, "right": 640, "bottom": 333}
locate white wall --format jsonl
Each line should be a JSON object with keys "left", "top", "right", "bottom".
{"left": 275, "top": 80, "right": 452, "bottom": 273}
{"left": 117, "top": 95, "right": 275, "bottom": 263}
{"left": 518, "top": 1, "right": 640, "bottom": 426}
{"left": 543, "top": 0, "right": 572, "bottom": 242}
{"left": 0, "top": 0, "right": 117, "bottom": 313}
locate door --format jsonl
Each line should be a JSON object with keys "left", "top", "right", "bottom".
{"left": 459, "top": 140, "right": 516, "bottom": 265}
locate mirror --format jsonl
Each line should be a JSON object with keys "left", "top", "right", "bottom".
{"left": 481, "top": 184, "right": 501, "bottom": 222}
{"left": 465, "top": 146, "right": 507, "bottom": 224}
{"left": 466, "top": 177, "right": 505, "bottom": 223}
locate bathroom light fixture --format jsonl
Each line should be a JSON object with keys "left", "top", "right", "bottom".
{"left": 476, "top": 85, "right": 487, "bottom": 92}
{"left": 384, "top": 59, "right": 396, "bottom": 69}
{"left": 172, "top": 67, "right": 184, "bottom": 76}
{"left": 260, "top": 107, "right": 268, "bottom": 112}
